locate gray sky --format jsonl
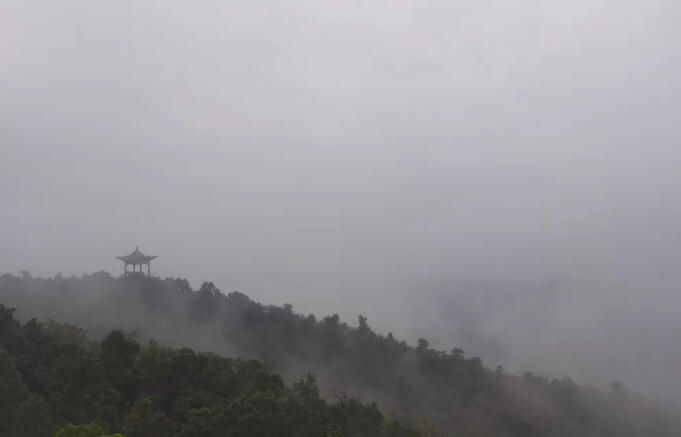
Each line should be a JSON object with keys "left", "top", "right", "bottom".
{"left": 1, "top": 0, "right": 681, "bottom": 399}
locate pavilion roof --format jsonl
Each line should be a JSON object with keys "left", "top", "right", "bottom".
{"left": 116, "top": 247, "right": 157, "bottom": 264}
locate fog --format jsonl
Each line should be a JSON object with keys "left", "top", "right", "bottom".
{"left": 1, "top": 0, "right": 680, "bottom": 402}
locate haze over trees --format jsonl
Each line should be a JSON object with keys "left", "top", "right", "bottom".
{"left": 1, "top": 272, "right": 679, "bottom": 436}
{"left": 2, "top": 1, "right": 680, "bottom": 435}
{"left": 0, "top": 302, "right": 425, "bottom": 437}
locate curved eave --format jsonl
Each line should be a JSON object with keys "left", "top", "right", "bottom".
{"left": 116, "top": 255, "right": 158, "bottom": 263}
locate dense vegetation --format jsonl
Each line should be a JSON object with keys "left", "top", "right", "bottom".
{"left": 1, "top": 272, "right": 680, "bottom": 436}
{"left": 0, "top": 303, "right": 425, "bottom": 436}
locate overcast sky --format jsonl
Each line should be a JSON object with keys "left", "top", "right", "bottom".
{"left": 1, "top": 0, "right": 681, "bottom": 398}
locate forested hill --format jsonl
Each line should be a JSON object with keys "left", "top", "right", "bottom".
{"left": 1, "top": 272, "right": 680, "bottom": 436}
{"left": 0, "top": 304, "right": 425, "bottom": 437}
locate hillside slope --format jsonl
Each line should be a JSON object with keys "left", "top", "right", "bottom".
{"left": 1, "top": 272, "right": 679, "bottom": 436}
{"left": 0, "top": 303, "right": 425, "bottom": 437}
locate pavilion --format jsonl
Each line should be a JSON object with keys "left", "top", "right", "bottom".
{"left": 116, "top": 247, "right": 157, "bottom": 277}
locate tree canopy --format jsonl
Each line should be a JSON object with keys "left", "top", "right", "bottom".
{"left": 0, "top": 303, "right": 423, "bottom": 437}
{"left": 1, "top": 272, "right": 680, "bottom": 436}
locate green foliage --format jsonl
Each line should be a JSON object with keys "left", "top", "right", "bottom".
{"left": 0, "top": 303, "right": 423, "bottom": 437}
{"left": 2, "top": 274, "right": 681, "bottom": 437}
{"left": 54, "top": 423, "right": 124, "bottom": 437}
{"left": 0, "top": 349, "right": 29, "bottom": 433}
